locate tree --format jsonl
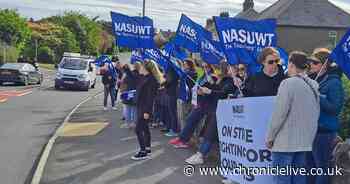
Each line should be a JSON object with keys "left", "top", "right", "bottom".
{"left": 0, "top": 9, "right": 31, "bottom": 50}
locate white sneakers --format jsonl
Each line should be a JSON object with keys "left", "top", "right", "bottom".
{"left": 185, "top": 152, "right": 204, "bottom": 165}
{"left": 112, "top": 106, "right": 117, "bottom": 110}
{"left": 103, "top": 107, "right": 108, "bottom": 111}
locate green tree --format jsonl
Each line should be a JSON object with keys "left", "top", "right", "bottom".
{"left": 0, "top": 9, "right": 31, "bottom": 50}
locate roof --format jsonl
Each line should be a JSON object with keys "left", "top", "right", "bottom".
{"left": 258, "top": 0, "right": 350, "bottom": 28}
{"left": 235, "top": 8, "right": 259, "bottom": 20}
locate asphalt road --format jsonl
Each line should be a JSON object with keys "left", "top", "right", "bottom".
{"left": 0, "top": 52, "right": 131, "bottom": 184}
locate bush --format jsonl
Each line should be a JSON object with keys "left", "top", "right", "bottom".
{"left": 0, "top": 42, "right": 19, "bottom": 64}
{"left": 38, "top": 46, "right": 55, "bottom": 64}
{"left": 339, "top": 76, "right": 350, "bottom": 139}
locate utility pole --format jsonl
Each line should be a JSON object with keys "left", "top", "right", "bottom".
{"left": 142, "top": 0, "right": 146, "bottom": 17}
{"left": 3, "top": 43, "right": 6, "bottom": 63}
{"left": 35, "top": 39, "right": 38, "bottom": 62}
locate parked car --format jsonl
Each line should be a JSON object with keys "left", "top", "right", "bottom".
{"left": 55, "top": 56, "right": 97, "bottom": 91}
{"left": 0, "top": 63, "right": 42, "bottom": 86}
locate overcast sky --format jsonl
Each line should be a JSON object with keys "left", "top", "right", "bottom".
{"left": 1, "top": 0, "right": 350, "bottom": 30}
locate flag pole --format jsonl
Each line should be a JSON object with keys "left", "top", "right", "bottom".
{"left": 315, "top": 58, "right": 329, "bottom": 81}
{"left": 142, "top": 0, "right": 146, "bottom": 17}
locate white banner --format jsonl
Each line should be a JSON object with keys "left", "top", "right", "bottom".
{"left": 216, "top": 96, "right": 275, "bottom": 184}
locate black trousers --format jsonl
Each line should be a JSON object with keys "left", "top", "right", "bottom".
{"left": 135, "top": 115, "right": 151, "bottom": 151}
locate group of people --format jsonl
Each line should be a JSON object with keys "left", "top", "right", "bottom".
{"left": 99, "top": 47, "right": 345, "bottom": 184}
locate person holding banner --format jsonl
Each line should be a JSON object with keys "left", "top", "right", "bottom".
{"left": 169, "top": 63, "right": 218, "bottom": 148}
{"left": 132, "top": 60, "right": 165, "bottom": 160}
{"left": 185, "top": 62, "right": 238, "bottom": 165}
{"left": 244, "top": 47, "right": 286, "bottom": 97}
{"left": 308, "top": 48, "right": 345, "bottom": 184}
{"left": 266, "top": 51, "right": 320, "bottom": 184}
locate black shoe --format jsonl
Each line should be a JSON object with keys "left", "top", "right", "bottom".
{"left": 131, "top": 151, "right": 150, "bottom": 161}
{"left": 146, "top": 149, "right": 151, "bottom": 155}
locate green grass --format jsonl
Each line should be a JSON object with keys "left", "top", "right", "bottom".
{"left": 38, "top": 63, "right": 55, "bottom": 70}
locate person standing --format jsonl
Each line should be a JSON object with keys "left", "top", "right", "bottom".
{"left": 132, "top": 60, "right": 165, "bottom": 160}
{"left": 120, "top": 64, "right": 137, "bottom": 129}
{"left": 101, "top": 63, "right": 117, "bottom": 111}
{"left": 266, "top": 51, "right": 320, "bottom": 184}
{"left": 244, "top": 47, "right": 286, "bottom": 97}
{"left": 308, "top": 48, "right": 345, "bottom": 184}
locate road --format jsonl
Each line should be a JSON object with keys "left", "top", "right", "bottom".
{"left": 0, "top": 53, "right": 130, "bottom": 184}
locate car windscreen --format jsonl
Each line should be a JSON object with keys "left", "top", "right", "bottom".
{"left": 0, "top": 63, "right": 24, "bottom": 70}
{"left": 60, "top": 58, "right": 88, "bottom": 70}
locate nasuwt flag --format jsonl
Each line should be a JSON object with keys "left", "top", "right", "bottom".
{"left": 111, "top": 11, "right": 155, "bottom": 49}
{"left": 143, "top": 48, "right": 169, "bottom": 71}
{"left": 94, "top": 55, "right": 110, "bottom": 67}
{"left": 130, "top": 50, "right": 144, "bottom": 64}
{"left": 214, "top": 17, "right": 277, "bottom": 65}
{"left": 174, "top": 14, "right": 213, "bottom": 52}
{"left": 200, "top": 38, "right": 226, "bottom": 64}
{"left": 95, "top": 55, "right": 118, "bottom": 80}
{"left": 330, "top": 28, "right": 350, "bottom": 79}
{"left": 163, "top": 41, "right": 188, "bottom": 61}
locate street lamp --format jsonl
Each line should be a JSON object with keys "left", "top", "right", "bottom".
{"left": 142, "top": 0, "right": 146, "bottom": 17}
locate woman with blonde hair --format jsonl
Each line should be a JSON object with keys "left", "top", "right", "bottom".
{"left": 132, "top": 60, "right": 165, "bottom": 160}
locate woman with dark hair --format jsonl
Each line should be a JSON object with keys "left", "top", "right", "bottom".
{"left": 244, "top": 47, "right": 286, "bottom": 97}
{"left": 266, "top": 51, "right": 320, "bottom": 184}
{"left": 185, "top": 62, "right": 238, "bottom": 165}
{"left": 132, "top": 60, "right": 165, "bottom": 160}
{"left": 308, "top": 48, "right": 345, "bottom": 184}
{"left": 169, "top": 63, "right": 219, "bottom": 148}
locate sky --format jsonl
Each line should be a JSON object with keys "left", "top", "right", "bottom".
{"left": 1, "top": 0, "right": 350, "bottom": 31}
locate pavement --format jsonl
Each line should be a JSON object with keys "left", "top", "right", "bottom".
{"left": 40, "top": 94, "right": 222, "bottom": 184}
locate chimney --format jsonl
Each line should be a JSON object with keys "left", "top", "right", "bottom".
{"left": 243, "top": 0, "right": 254, "bottom": 12}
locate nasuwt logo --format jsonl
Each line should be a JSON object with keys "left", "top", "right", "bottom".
{"left": 342, "top": 36, "right": 350, "bottom": 58}
{"left": 114, "top": 22, "right": 152, "bottom": 35}
{"left": 179, "top": 24, "right": 197, "bottom": 40}
{"left": 232, "top": 105, "right": 244, "bottom": 114}
{"left": 221, "top": 29, "right": 275, "bottom": 46}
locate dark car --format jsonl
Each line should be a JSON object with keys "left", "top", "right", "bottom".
{"left": 0, "top": 63, "right": 42, "bottom": 86}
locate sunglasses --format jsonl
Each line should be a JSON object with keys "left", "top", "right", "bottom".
{"left": 266, "top": 59, "right": 280, "bottom": 65}
{"left": 310, "top": 60, "right": 322, "bottom": 65}
{"left": 238, "top": 67, "right": 246, "bottom": 71}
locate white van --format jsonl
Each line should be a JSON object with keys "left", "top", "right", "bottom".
{"left": 55, "top": 56, "right": 97, "bottom": 91}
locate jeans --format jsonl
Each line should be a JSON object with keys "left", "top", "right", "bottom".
{"left": 177, "top": 100, "right": 192, "bottom": 130}
{"left": 135, "top": 116, "right": 151, "bottom": 151}
{"left": 272, "top": 152, "right": 308, "bottom": 184}
{"left": 179, "top": 107, "right": 207, "bottom": 143}
{"left": 104, "top": 85, "right": 115, "bottom": 107}
{"left": 199, "top": 112, "right": 218, "bottom": 156}
{"left": 125, "top": 105, "right": 136, "bottom": 124}
{"left": 312, "top": 132, "right": 337, "bottom": 184}
{"left": 167, "top": 95, "right": 179, "bottom": 132}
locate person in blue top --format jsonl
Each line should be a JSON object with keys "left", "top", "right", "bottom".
{"left": 308, "top": 48, "right": 345, "bottom": 184}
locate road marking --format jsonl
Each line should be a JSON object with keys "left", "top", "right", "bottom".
{"left": 120, "top": 136, "right": 137, "bottom": 141}
{"left": 30, "top": 91, "right": 103, "bottom": 184}
{"left": 0, "top": 97, "right": 7, "bottom": 103}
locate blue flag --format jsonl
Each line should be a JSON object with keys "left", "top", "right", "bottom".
{"left": 200, "top": 38, "right": 225, "bottom": 64}
{"left": 214, "top": 17, "right": 277, "bottom": 65}
{"left": 111, "top": 11, "right": 155, "bottom": 49}
{"left": 174, "top": 14, "right": 212, "bottom": 52}
{"left": 143, "top": 49, "right": 169, "bottom": 71}
{"left": 330, "top": 28, "right": 350, "bottom": 79}
{"left": 178, "top": 78, "right": 190, "bottom": 102}
{"left": 130, "top": 50, "right": 144, "bottom": 64}
{"left": 163, "top": 42, "right": 188, "bottom": 61}
{"left": 94, "top": 55, "right": 110, "bottom": 67}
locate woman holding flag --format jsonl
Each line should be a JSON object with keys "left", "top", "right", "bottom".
{"left": 185, "top": 62, "right": 238, "bottom": 165}
{"left": 308, "top": 48, "right": 345, "bottom": 184}
{"left": 132, "top": 60, "right": 165, "bottom": 160}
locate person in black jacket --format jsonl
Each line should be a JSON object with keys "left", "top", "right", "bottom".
{"left": 169, "top": 63, "right": 220, "bottom": 148}
{"left": 185, "top": 62, "right": 238, "bottom": 165}
{"left": 101, "top": 64, "right": 117, "bottom": 111}
{"left": 243, "top": 47, "right": 286, "bottom": 97}
{"left": 163, "top": 66, "right": 180, "bottom": 137}
{"left": 132, "top": 60, "right": 165, "bottom": 161}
